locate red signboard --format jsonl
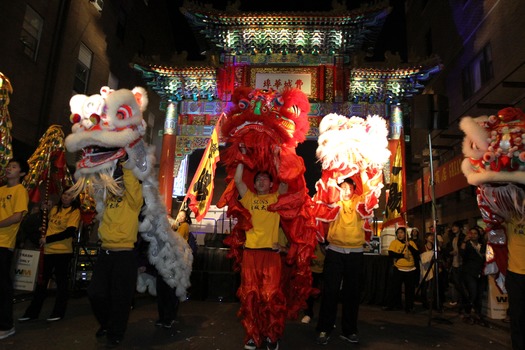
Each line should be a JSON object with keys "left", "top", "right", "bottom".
{"left": 406, "top": 155, "right": 470, "bottom": 210}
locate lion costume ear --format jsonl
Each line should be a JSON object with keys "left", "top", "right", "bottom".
{"left": 132, "top": 87, "right": 148, "bottom": 112}
{"left": 69, "top": 94, "right": 88, "bottom": 115}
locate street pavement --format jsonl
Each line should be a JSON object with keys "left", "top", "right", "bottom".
{"left": 0, "top": 291, "right": 512, "bottom": 350}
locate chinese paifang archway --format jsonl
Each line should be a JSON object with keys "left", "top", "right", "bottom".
{"left": 133, "top": 1, "right": 442, "bottom": 213}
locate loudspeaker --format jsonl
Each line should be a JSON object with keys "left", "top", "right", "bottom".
{"left": 412, "top": 94, "right": 448, "bottom": 130}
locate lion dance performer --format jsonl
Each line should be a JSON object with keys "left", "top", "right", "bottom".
{"left": 217, "top": 87, "right": 318, "bottom": 350}
{"left": 460, "top": 107, "right": 525, "bottom": 349}
{"left": 64, "top": 86, "right": 193, "bottom": 346}
{"left": 312, "top": 113, "right": 390, "bottom": 345}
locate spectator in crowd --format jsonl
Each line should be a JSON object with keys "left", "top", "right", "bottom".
{"left": 0, "top": 158, "right": 29, "bottom": 340}
{"left": 459, "top": 226, "right": 487, "bottom": 326}
{"left": 444, "top": 222, "right": 466, "bottom": 307}
{"left": 384, "top": 226, "right": 420, "bottom": 313}
{"left": 154, "top": 209, "right": 193, "bottom": 329}
{"left": 410, "top": 228, "right": 424, "bottom": 252}
{"left": 19, "top": 189, "right": 81, "bottom": 323}
{"left": 419, "top": 231, "right": 445, "bottom": 310}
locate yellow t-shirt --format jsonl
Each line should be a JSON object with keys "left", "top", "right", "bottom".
{"left": 388, "top": 239, "right": 418, "bottom": 270}
{"left": 327, "top": 195, "right": 366, "bottom": 249}
{"left": 45, "top": 206, "right": 81, "bottom": 254}
{"left": 178, "top": 222, "right": 190, "bottom": 241}
{"left": 240, "top": 190, "right": 279, "bottom": 249}
{"left": 506, "top": 220, "right": 525, "bottom": 275}
{"left": 98, "top": 168, "right": 143, "bottom": 250}
{"left": 0, "top": 184, "right": 29, "bottom": 249}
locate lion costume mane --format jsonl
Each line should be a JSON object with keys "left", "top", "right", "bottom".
{"left": 65, "top": 86, "right": 193, "bottom": 299}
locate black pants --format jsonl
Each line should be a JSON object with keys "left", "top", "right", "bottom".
{"left": 389, "top": 267, "right": 416, "bottom": 311}
{"left": 316, "top": 250, "right": 363, "bottom": 336}
{"left": 88, "top": 250, "right": 137, "bottom": 342}
{"left": 506, "top": 270, "right": 525, "bottom": 350}
{"left": 24, "top": 253, "right": 72, "bottom": 318}
{"left": 0, "top": 248, "right": 14, "bottom": 330}
{"left": 156, "top": 276, "right": 179, "bottom": 322}
{"left": 461, "top": 272, "right": 484, "bottom": 315}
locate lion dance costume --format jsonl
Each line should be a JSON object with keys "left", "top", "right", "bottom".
{"left": 64, "top": 86, "right": 193, "bottom": 299}
{"left": 217, "top": 87, "right": 318, "bottom": 347}
{"left": 460, "top": 107, "right": 525, "bottom": 292}
{"left": 312, "top": 113, "right": 390, "bottom": 241}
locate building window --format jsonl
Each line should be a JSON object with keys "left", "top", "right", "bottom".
{"left": 73, "top": 44, "right": 93, "bottom": 94}
{"left": 462, "top": 44, "right": 493, "bottom": 100}
{"left": 20, "top": 6, "right": 43, "bottom": 61}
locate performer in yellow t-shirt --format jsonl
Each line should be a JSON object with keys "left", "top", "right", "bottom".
{"left": 505, "top": 219, "right": 525, "bottom": 350}
{"left": 235, "top": 145, "right": 288, "bottom": 350}
{"left": 384, "top": 226, "right": 420, "bottom": 313}
{"left": 316, "top": 177, "right": 367, "bottom": 345}
{"left": 0, "top": 159, "right": 29, "bottom": 340}
{"left": 87, "top": 160, "right": 143, "bottom": 346}
{"left": 19, "top": 189, "right": 81, "bottom": 323}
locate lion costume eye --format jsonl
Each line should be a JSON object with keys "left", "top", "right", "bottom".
{"left": 70, "top": 113, "right": 81, "bottom": 124}
{"left": 273, "top": 95, "right": 284, "bottom": 106}
{"left": 116, "top": 105, "right": 133, "bottom": 120}
{"left": 238, "top": 99, "right": 250, "bottom": 110}
{"left": 89, "top": 113, "right": 101, "bottom": 125}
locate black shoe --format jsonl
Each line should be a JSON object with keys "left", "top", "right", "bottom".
{"left": 244, "top": 339, "right": 256, "bottom": 350}
{"left": 154, "top": 319, "right": 163, "bottom": 328}
{"left": 105, "top": 338, "right": 121, "bottom": 349}
{"left": 96, "top": 327, "right": 107, "bottom": 338}
{"left": 340, "top": 333, "right": 359, "bottom": 344}
{"left": 162, "top": 320, "right": 175, "bottom": 329}
{"left": 316, "top": 332, "right": 330, "bottom": 345}
{"left": 18, "top": 316, "right": 37, "bottom": 323}
{"left": 46, "top": 315, "right": 62, "bottom": 322}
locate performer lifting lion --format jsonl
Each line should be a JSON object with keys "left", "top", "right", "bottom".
{"left": 217, "top": 87, "right": 318, "bottom": 350}
{"left": 65, "top": 86, "right": 193, "bottom": 347}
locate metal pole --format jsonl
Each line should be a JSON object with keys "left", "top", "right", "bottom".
{"left": 427, "top": 133, "right": 441, "bottom": 326}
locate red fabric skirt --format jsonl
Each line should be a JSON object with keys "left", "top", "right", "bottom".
{"left": 238, "top": 249, "right": 286, "bottom": 346}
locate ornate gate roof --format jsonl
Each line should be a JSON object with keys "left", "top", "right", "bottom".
{"left": 179, "top": 1, "right": 390, "bottom": 57}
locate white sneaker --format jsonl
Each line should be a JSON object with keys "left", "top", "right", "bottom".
{"left": 301, "top": 315, "right": 311, "bottom": 324}
{"left": 0, "top": 327, "right": 15, "bottom": 340}
{"left": 244, "top": 339, "right": 256, "bottom": 350}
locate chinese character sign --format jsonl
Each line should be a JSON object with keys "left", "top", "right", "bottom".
{"left": 255, "top": 73, "right": 312, "bottom": 96}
